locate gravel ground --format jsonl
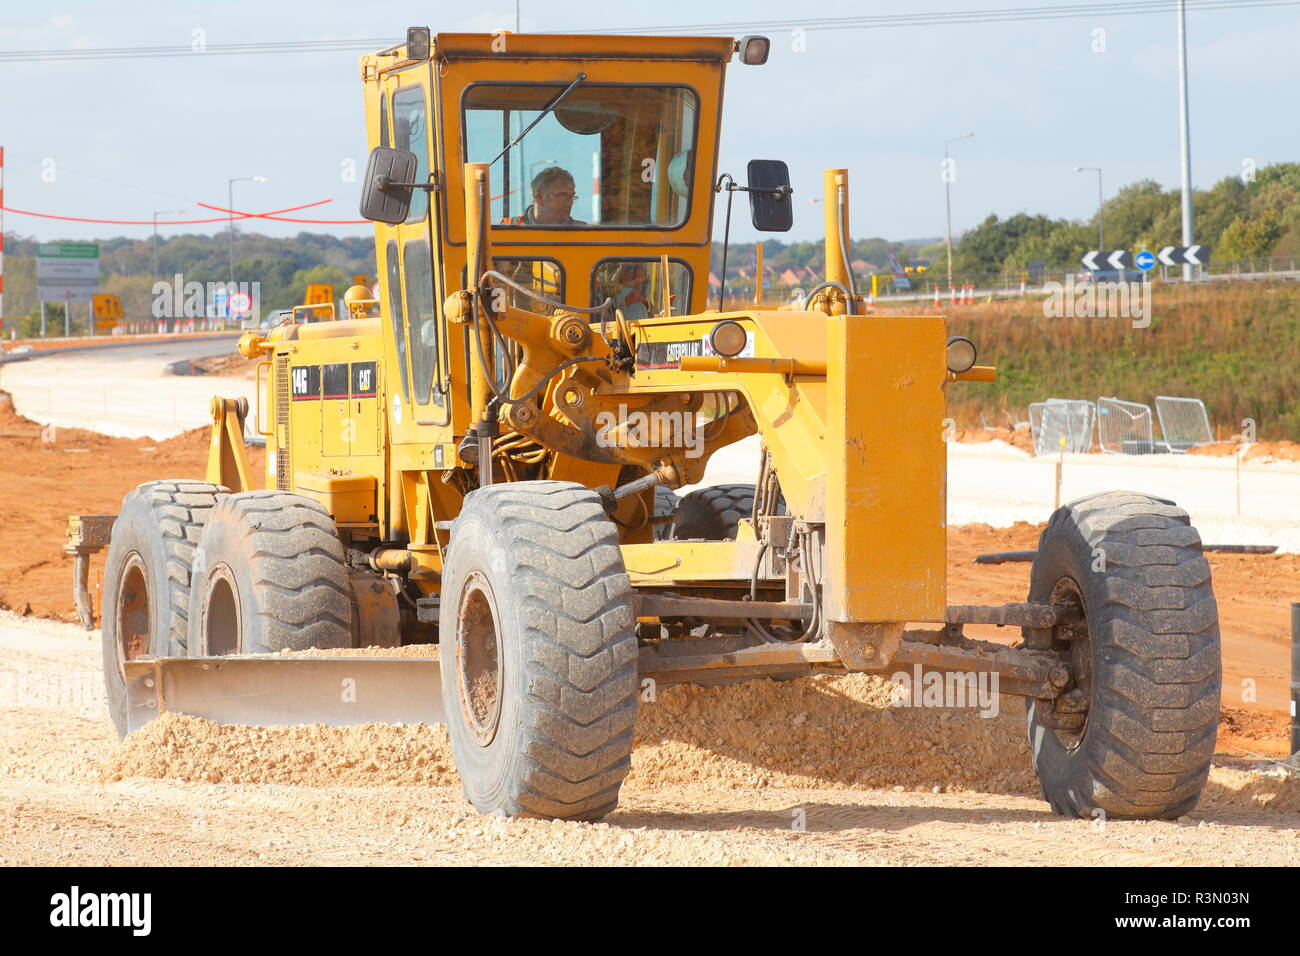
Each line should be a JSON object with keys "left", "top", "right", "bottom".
{"left": 3, "top": 611, "right": 1298, "bottom": 867}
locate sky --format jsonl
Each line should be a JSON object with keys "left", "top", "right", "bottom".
{"left": 1, "top": 0, "right": 1297, "bottom": 248}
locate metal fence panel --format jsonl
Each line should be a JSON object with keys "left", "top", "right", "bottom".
{"left": 1029, "top": 398, "right": 1095, "bottom": 455}
{"left": 1154, "top": 395, "right": 1212, "bottom": 453}
{"left": 1096, "top": 397, "right": 1155, "bottom": 454}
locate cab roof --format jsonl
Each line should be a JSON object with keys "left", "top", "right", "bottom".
{"left": 374, "top": 32, "right": 736, "bottom": 66}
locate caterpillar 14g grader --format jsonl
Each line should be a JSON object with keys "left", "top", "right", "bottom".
{"left": 72, "top": 28, "right": 1221, "bottom": 822}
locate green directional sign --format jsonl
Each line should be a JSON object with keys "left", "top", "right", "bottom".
{"left": 37, "top": 242, "right": 100, "bottom": 259}
{"left": 37, "top": 243, "right": 101, "bottom": 302}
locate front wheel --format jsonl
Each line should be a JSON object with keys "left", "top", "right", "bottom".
{"left": 439, "top": 480, "right": 639, "bottom": 820}
{"left": 1026, "top": 491, "right": 1221, "bottom": 819}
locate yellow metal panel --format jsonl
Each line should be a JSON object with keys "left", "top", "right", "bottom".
{"left": 622, "top": 540, "right": 760, "bottom": 583}
{"left": 354, "top": 395, "right": 380, "bottom": 456}
{"left": 322, "top": 398, "right": 349, "bottom": 456}
{"left": 295, "top": 472, "right": 377, "bottom": 524}
{"left": 825, "top": 315, "right": 946, "bottom": 624}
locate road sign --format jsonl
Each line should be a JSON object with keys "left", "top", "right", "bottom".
{"left": 228, "top": 291, "right": 252, "bottom": 316}
{"left": 37, "top": 242, "right": 98, "bottom": 258}
{"left": 1157, "top": 245, "right": 1211, "bottom": 267}
{"left": 1082, "top": 250, "right": 1128, "bottom": 271}
{"left": 305, "top": 283, "right": 334, "bottom": 306}
{"left": 1082, "top": 250, "right": 1139, "bottom": 272}
{"left": 1134, "top": 251, "right": 1156, "bottom": 272}
{"left": 91, "top": 293, "right": 123, "bottom": 320}
{"left": 37, "top": 243, "right": 100, "bottom": 303}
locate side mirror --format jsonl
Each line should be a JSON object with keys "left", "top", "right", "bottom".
{"left": 747, "top": 159, "right": 793, "bottom": 232}
{"left": 359, "top": 147, "right": 419, "bottom": 224}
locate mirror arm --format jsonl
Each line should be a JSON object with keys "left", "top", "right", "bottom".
{"left": 725, "top": 183, "right": 792, "bottom": 200}
{"left": 373, "top": 176, "right": 439, "bottom": 192}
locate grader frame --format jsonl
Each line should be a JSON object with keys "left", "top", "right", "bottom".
{"left": 75, "top": 29, "right": 1222, "bottom": 823}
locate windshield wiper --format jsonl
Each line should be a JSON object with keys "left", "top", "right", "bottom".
{"left": 489, "top": 72, "right": 586, "bottom": 167}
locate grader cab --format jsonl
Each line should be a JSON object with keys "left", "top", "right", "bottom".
{"left": 77, "top": 28, "right": 1221, "bottom": 822}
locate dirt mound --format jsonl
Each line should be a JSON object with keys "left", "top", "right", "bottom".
{"left": 101, "top": 713, "right": 458, "bottom": 787}
{"left": 629, "top": 673, "right": 1038, "bottom": 795}
{"left": 1217, "top": 707, "right": 1291, "bottom": 756}
{"left": 101, "top": 672, "right": 1035, "bottom": 794}
{"left": 151, "top": 425, "right": 223, "bottom": 456}
{"left": 0, "top": 394, "right": 37, "bottom": 434}
{"left": 1189, "top": 440, "right": 1300, "bottom": 462}
{"left": 0, "top": 390, "right": 261, "bottom": 620}
{"left": 1202, "top": 762, "right": 1300, "bottom": 813}
{"left": 954, "top": 424, "right": 1034, "bottom": 454}
{"left": 99, "top": 686, "right": 1300, "bottom": 824}
{"left": 196, "top": 352, "right": 259, "bottom": 378}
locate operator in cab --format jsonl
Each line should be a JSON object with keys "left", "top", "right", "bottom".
{"left": 503, "top": 166, "right": 587, "bottom": 226}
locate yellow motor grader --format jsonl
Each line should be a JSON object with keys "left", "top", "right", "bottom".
{"left": 71, "top": 28, "right": 1221, "bottom": 822}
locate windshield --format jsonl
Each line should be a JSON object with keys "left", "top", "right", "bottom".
{"left": 464, "top": 84, "right": 697, "bottom": 228}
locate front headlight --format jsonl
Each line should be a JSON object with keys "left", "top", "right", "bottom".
{"left": 708, "top": 320, "right": 748, "bottom": 358}
{"left": 946, "top": 336, "right": 977, "bottom": 373}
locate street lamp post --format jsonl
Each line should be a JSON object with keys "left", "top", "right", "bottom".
{"left": 1176, "top": 0, "right": 1196, "bottom": 282}
{"left": 153, "top": 210, "right": 184, "bottom": 282}
{"left": 1075, "top": 167, "right": 1104, "bottom": 253}
{"left": 227, "top": 176, "right": 267, "bottom": 285}
{"left": 944, "top": 132, "right": 974, "bottom": 289}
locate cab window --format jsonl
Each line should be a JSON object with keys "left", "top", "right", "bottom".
{"left": 385, "top": 241, "right": 409, "bottom": 399}
{"left": 403, "top": 242, "right": 442, "bottom": 407}
{"left": 492, "top": 258, "right": 564, "bottom": 313}
{"left": 463, "top": 84, "right": 697, "bottom": 228}
{"left": 592, "top": 258, "right": 691, "bottom": 318}
{"left": 393, "top": 86, "right": 429, "bottom": 223}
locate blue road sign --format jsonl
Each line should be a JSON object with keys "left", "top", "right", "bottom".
{"left": 1135, "top": 250, "right": 1156, "bottom": 272}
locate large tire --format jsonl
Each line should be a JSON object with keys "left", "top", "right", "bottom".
{"left": 101, "top": 479, "right": 228, "bottom": 738}
{"left": 439, "top": 480, "right": 638, "bottom": 820}
{"left": 671, "top": 483, "right": 756, "bottom": 540}
{"left": 187, "top": 491, "right": 353, "bottom": 655}
{"left": 652, "top": 485, "right": 678, "bottom": 541}
{"left": 1026, "top": 491, "right": 1220, "bottom": 820}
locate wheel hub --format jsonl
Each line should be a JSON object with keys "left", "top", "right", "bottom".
{"left": 1041, "top": 577, "right": 1092, "bottom": 749}
{"left": 203, "top": 564, "right": 242, "bottom": 656}
{"left": 456, "top": 572, "right": 504, "bottom": 746}
{"left": 116, "top": 552, "right": 151, "bottom": 670}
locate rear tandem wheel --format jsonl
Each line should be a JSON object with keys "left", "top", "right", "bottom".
{"left": 186, "top": 491, "right": 354, "bottom": 655}
{"left": 100, "top": 480, "right": 227, "bottom": 738}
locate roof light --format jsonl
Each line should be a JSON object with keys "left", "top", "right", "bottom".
{"left": 738, "top": 35, "right": 770, "bottom": 65}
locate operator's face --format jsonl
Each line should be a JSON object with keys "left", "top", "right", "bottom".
{"left": 534, "top": 181, "right": 577, "bottom": 224}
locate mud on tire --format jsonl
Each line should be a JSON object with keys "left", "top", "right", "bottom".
{"left": 1026, "top": 491, "right": 1221, "bottom": 819}
{"left": 100, "top": 479, "right": 227, "bottom": 738}
{"left": 187, "top": 491, "right": 353, "bottom": 655}
{"left": 440, "top": 480, "right": 639, "bottom": 820}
